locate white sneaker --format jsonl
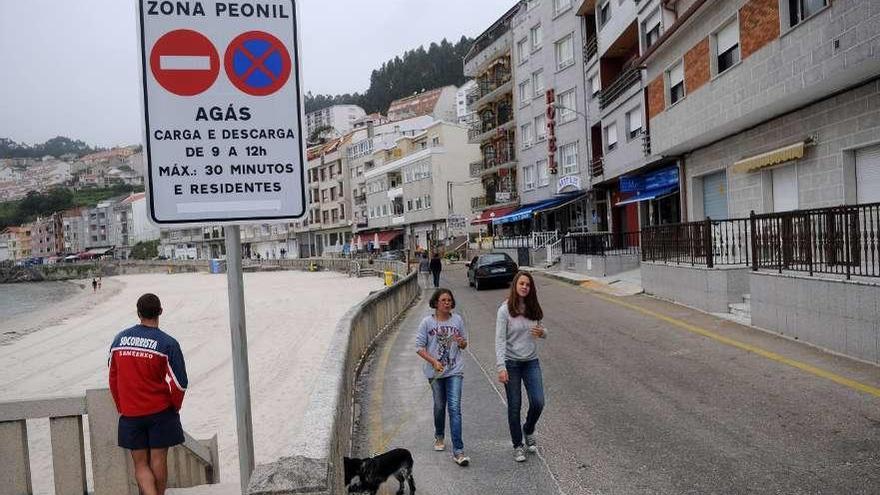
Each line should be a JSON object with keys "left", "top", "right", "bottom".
{"left": 513, "top": 446, "right": 526, "bottom": 462}
{"left": 453, "top": 453, "right": 470, "bottom": 466}
{"left": 524, "top": 433, "right": 537, "bottom": 453}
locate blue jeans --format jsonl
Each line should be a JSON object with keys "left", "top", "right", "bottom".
{"left": 430, "top": 375, "right": 463, "bottom": 454}
{"left": 504, "top": 359, "right": 545, "bottom": 448}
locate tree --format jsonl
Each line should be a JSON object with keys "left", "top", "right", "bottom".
{"left": 131, "top": 240, "right": 159, "bottom": 260}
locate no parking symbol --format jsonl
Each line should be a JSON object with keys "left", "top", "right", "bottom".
{"left": 149, "top": 29, "right": 292, "bottom": 97}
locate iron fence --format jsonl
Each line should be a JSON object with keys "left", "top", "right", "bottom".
{"left": 641, "top": 218, "right": 751, "bottom": 267}
{"left": 563, "top": 231, "right": 641, "bottom": 257}
{"left": 493, "top": 235, "right": 531, "bottom": 249}
{"left": 640, "top": 202, "right": 880, "bottom": 279}
{"left": 752, "top": 203, "right": 880, "bottom": 279}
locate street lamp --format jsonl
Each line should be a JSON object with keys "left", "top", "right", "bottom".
{"left": 553, "top": 103, "right": 589, "bottom": 120}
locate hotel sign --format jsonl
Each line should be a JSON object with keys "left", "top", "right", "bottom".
{"left": 545, "top": 89, "right": 557, "bottom": 175}
{"left": 557, "top": 175, "right": 581, "bottom": 193}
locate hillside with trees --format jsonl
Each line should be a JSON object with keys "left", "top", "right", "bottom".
{"left": 305, "top": 36, "right": 473, "bottom": 116}
{"left": 0, "top": 136, "right": 102, "bottom": 159}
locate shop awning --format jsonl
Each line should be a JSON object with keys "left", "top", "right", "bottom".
{"left": 492, "top": 192, "right": 583, "bottom": 225}
{"left": 472, "top": 205, "right": 518, "bottom": 224}
{"left": 85, "top": 247, "right": 114, "bottom": 256}
{"left": 732, "top": 141, "right": 806, "bottom": 173}
{"left": 534, "top": 191, "right": 587, "bottom": 214}
{"left": 615, "top": 186, "right": 678, "bottom": 206}
{"left": 357, "top": 230, "right": 403, "bottom": 246}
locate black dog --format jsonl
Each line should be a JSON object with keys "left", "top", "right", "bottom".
{"left": 344, "top": 448, "right": 416, "bottom": 495}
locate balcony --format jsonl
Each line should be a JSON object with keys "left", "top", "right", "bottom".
{"left": 469, "top": 152, "right": 517, "bottom": 178}
{"left": 598, "top": 66, "right": 640, "bottom": 111}
{"left": 590, "top": 157, "right": 604, "bottom": 178}
{"left": 391, "top": 216, "right": 405, "bottom": 225}
{"left": 583, "top": 35, "right": 597, "bottom": 65}
{"left": 468, "top": 117, "right": 515, "bottom": 144}
{"left": 353, "top": 193, "right": 367, "bottom": 205}
{"left": 387, "top": 187, "right": 403, "bottom": 199}
{"left": 471, "top": 191, "right": 519, "bottom": 210}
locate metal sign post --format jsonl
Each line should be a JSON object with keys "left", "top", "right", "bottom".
{"left": 224, "top": 225, "right": 255, "bottom": 492}
{"left": 136, "top": 1, "right": 307, "bottom": 492}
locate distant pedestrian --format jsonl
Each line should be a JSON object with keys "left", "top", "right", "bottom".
{"left": 97, "top": 276, "right": 102, "bottom": 290}
{"left": 418, "top": 253, "right": 431, "bottom": 289}
{"left": 416, "top": 289, "right": 470, "bottom": 466}
{"left": 429, "top": 252, "right": 442, "bottom": 288}
{"left": 109, "top": 294, "right": 188, "bottom": 495}
{"left": 92, "top": 278, "right": 97, "bottom": 293}
{"left": 496, "top": 271, "right": 547, "bottom": 463}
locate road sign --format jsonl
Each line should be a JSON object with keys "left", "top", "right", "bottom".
{"left": 137, "top": 0, "right": 306, "bottom": 225}
{"left": 150, "top": 29, "right": 220, "bottom": 96}
{"left": 225, "top": 31, "right": 292, "bottom": 96}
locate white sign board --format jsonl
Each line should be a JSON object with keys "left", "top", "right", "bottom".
{"left": 447, "top": 214, "right": 468, "bottom": 237}
{"left": 137, "top": 0, "right": 306, "bottom": 224}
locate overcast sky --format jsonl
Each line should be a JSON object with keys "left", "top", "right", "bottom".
{"left": 0, "top": 0, "right": 515, "bottom": 148}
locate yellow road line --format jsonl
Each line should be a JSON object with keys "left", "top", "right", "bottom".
{"left": 367, "top": 323, "right": 402, "bottom": 453}
{"left": 580, "top": 285, "right": 880, "bottom": 399}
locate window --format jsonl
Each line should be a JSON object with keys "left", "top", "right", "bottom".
{"left": 532, "top": 70, "right": 544, "bottom": 97}
{"left": 643, "top": 9, "right": 662, "bottom": 49}
{"left": 553, "top": 0, "right": 571, "bottom": 16}
{"left": 537, "top": 159, "right": 549, "bottom": 186}
{"left": 519, "top": 79, "right": 532, "bottom": 105}
{"left": 560, "top": 143, "right": 579, "bottom": 175}
{"left": 535, "top": 114, "right": 547, "bottom": 141}
{"left": 589, "top": 75, "right": 600, "bottom": 96}
{"left": 557, "top": 89, "right": 576, "bottom": 123}
{"left": 521, "top": 122, "right": 534, "bottom": 149}
{"left": 626, "top": 107, "right": 642, "bottom": 140}
{"left": 668, "top": 61, "right": 685, "bottom": 104}
{"left": 415, "top": 197, "right": 423, "bottom": 210}
{"left": 382, "top": 204, "right": 389, "bottom": 216}
{"left": 772, "top": 164, "right": 799, "bottom": 212}
{"left": 714, "top": 18, "right": 740, "bottom": 75}
{"left": 530, "top": 25, "right": 542, "bottom": 51}
{"left": 432, "top": 136, "right": 440, "bottom": 147}
{"left": 787, "top": 0, "right": 827, "bottom": 28}
{"left": 425, "top": 195, "right": 432, "bottom": 208}
{"left": 598, "top": 1, "right": 611, "bottom": 27}
{"left": 555, "top": 35, "right": 574, "bottom": 70}
{"left": 407, "top": 199, "right": 413, "bottom": 211}
{"left": 523, "top": 164, "right": 536, "bottom": 191}
{"left": 605, "top": 123, "right": 618, "bottom": 152}
{"left": 517, "top": 38, "right": 529, "bottom": 64}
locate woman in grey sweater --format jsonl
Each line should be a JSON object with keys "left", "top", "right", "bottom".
{"left": 495, "top": 271, "right": 547, "bottom": 462}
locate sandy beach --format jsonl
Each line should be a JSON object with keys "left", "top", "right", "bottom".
{"left": 0, "top": 270, "right": 383, "bottom": 494}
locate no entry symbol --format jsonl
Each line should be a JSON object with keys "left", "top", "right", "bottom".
{"left": 224, "top": 31, "right": 292, "bottom": 97}
{"left": 150, "top": 29, "right": 219, "bottom": 97}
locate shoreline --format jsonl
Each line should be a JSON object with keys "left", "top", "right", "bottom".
{"left": 0, "top": 277, "right": 124, "bottom": 346}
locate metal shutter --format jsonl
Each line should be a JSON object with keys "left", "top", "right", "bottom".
{"left": 702, "top": 170, "right": 729, "bottom": 219}
{"left": 772, "top": 164, "right": 799, "bottom": 212}
{"left": 856, "top": 144, "right": 880, "bottom": 204}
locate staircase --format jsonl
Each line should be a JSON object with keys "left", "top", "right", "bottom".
{"left": 727, "top": 294, "right": 751, "bottom": 325}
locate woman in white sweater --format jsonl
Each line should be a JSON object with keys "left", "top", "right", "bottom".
{"left": 495, "top": 271, "right": 547, "bottom": 462}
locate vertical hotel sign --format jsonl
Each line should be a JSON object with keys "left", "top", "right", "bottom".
{"left": 545, "top": 89, "right": 557, "bottom": 175}
{"left": 137, "top": 1, "right": 306, "bottom": 224}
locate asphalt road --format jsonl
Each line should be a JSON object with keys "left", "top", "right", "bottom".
{"left": 352, "top": 265, "right": 880, "bottom": 495}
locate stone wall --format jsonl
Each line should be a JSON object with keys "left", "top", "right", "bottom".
{"left": 751, "top": 272, "right": 879, "bottom": 364}
{"left": 642, "top": 262, "right": 750, "bottom": 313}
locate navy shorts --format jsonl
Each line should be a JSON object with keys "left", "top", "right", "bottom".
{"left": 118, "top": 408, "right": 184, "bottom": 450}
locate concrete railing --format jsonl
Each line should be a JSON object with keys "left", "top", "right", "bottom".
{"left": 0, "top": 389, "right": 219, "bottom": 494}
{"left": 247, "top": 262, "right": 419, "bottom": 495}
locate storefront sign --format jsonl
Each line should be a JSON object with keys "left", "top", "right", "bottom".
{"left": 546, "top": 89, "right": 557, "bottom": 175}
{"left": 557, "top": 175, "right": 581, "bottom": 193}
{"left": 620, "top": 165, "right": 679, "bottom": 193}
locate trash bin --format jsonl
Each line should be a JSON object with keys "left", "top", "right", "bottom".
{"left": 209, "top": 259, "right": 225, "bottom": 274}
{"left": 384, "top": 270, "right": 394, "bottom": 286}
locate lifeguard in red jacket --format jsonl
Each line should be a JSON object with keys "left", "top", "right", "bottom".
{"left": 109, "top": 293, "right": 188, "bottom": 495}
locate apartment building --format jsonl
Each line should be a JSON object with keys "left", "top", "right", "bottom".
{"left": 642, "top": 0, "right": 880, "bottom": 219}
{"left": 295, "top": 137, "right": 353, "bottom": 256}
{"left": 463, "top": 4, "right": 521, "bottom": 230}
{"left": 346, "top": 115, "right": 436, "bottom": 235}
{"left": 362, "top": 121, "right": 481, "bottom": 251}
{"left": 305, "top": 104, "right": 366, "bottom": 140}
{"left": 113, "top": 192, "right": 160, "bottom": 259}
{"left": 456, "top": 80, "right": 477, "bottom": 124}
{"left": 28, "top": 213, "right": 63, "bottom": 261}
{"left": 62, "top": 208, "right": 88, "bottom": 254}
{"left": 386, "top": 86, "right": 459, "bottom": 122}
